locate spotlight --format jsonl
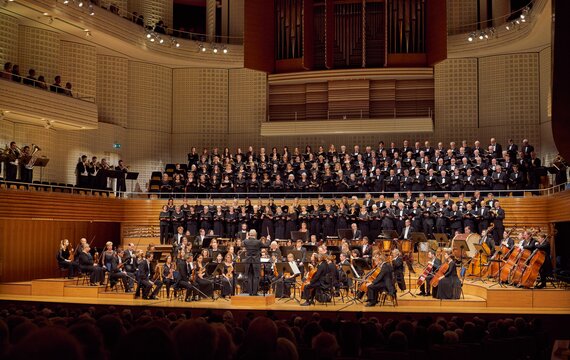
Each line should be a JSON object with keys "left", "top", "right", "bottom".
{"left": 199, "top": 43, "right": 206, "bottom": 52}
{"left": 222, "top": 47, "right": 228, "bottom": 54}
{"left": 505, "top": 23, "right": 511, "bottom": 30}
{"left": 48, "top": 16, "right": 54, "bottom": 24}
{"left": 213, "top": 46, "right": 218, "bottom": 53}
{"left": 42, "top": 12, "right": 49, "bottom": 16}
{"left": 515, "top": 19, "right": 520, "bottom": 24}
{"left": 158, "top": 37, "right": 164, "bottom": 44}
{"left": 63, "top": 0, "right": 69, "bottom": 4}
{"left": 150, "top": 37, "right": 155, "bottom": 42}
{"left": 78, "top": 1, "right": 83, "bottom": 7}
{"left": 467, "top": 32, "right": 475, "bottom": 42}
{"left": 146, "top": 33, "right": 152, "bottom": 39}
{"left": 85, "top": 31, "right": 92, "bottom": 37}
{"left": 489, "top": 27, "right": 496, "bottom": 38}
{"left": 171, "top": 38, "right": 180, "bottom": 48}
{"left": 478, "top": 31, "right": 485, "bottom": 40}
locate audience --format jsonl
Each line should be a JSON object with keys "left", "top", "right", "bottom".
{"left": 0, "top": 303, "right": 556, "bottom": 360}
{"left": 1, "top": 61, "right": 74, "bottom": 97}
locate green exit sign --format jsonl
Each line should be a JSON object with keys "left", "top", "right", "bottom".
{"left": 113, "top": 143, "right": 121, "bottom": 149}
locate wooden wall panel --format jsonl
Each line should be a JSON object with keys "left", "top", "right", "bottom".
{"left": 0, "top": 190, "right": 125, "bottom": 222}
{"left": 425, "top": 0, "right": 447, "bottom": 66}
{"left": 552, "top": 0, "right": 570, "bottom": 160}
{"left": 244, "top": 0, "right": 275, "bottom": 73}
{"left": 0, "top": 219, "right": 119, "bottom": 282}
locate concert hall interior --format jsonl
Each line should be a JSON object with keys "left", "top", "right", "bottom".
{"left": 1, "top": 0, "right": 570, "bottom": 359}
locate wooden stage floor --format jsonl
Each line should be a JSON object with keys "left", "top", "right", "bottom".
{"left": 1, "top": 277, "right": 569, "bottom": 315}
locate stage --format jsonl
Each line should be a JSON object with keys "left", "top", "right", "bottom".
{"left": 1, "top": 276, "right": 568, "bottom": 316}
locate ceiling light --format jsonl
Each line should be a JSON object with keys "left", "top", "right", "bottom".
{"left": 223, "top": 47, "right": 228, "bottom": 54}
{"left": 213, "top": 46, "right": 218, "bottom": 53}
{"left": 175, "top": 43, "right": 180, "bottom": 48}
{"left": 478, "top": 32, "right": 484, "bottom": 40}
{"left": 467, "top": 32, "right": 474, "bottom": 42}
{"left": 78, "top": 1, "right": 83, "bottom": 7}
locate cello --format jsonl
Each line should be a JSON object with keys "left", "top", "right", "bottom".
{"left": 486, "top": 226, "right": 517, "bottom": 278}
{"left": 430, "top": 261, "right": 449, "bottom": 288}
{"left": 519, "top": 235, "right": 548, "bottom": 288}
{"left": 509, "top": 228, "right": 540, "bottom": 285}
{"left": 416, "top": 262, "right": 434, "bottom": 287}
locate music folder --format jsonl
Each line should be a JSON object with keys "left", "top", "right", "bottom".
{"left": 382, "top": 230, "right": 399, "bottom": 239}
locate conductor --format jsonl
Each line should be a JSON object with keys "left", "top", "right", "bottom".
{"left": 243, "top": 229, "right": 267, "bottom": 295}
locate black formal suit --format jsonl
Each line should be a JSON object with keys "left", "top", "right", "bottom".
{"left": 491, "top": 143, "right": 503, "bottom": 159}
{"left": 303, "top": 260, "right": 328, "bottom": 301}
{"left": 243, "top": 236, "right": 268, "bottom": 295}
{"left": 399, "top": 225, "right": 415, "bottom": 240}
{"left": 492, "top": 171, "right": 508, "bottom": 191}
{"left": 351, "top": 229, "right": 362, "bottom": 241}
{"left": 178, "top": 260, "right": 195, "bottom": 300}
{"left": 477, "top": 207, "right": 490, "bottom": 234}
{"left": 392, "top": 256, "right": 406, "bottom": 291}
{"left": 492, "top": 208, "right": 505, "bottom": 244}
{"left": 109, "top": 255, "right": 131, "bottom": 290}
{"left": 78, "top": 251, "right": 104, "bottom": 284}
{"left": 138, "top": 259, "right": 163, "bottom": 299}
{"left": 507, "top": 144, "right": 518, "bottom": 159}
{"left": 366, "top": 262, "right": 395, "bottom": 303}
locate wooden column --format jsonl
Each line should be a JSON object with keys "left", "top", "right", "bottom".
{"left": 244, "top": 0, "right": 275, "bottom": 73}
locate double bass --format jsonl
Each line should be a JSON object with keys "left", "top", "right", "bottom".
{"left": 300, "top": 262, "right": 317, "bottom": 294}
{"left": 519, "top": 235, "right": 548, "bottom": 288}
{"left": 509, "top": 228, "right": 540, "bottom": 285}
{"left": 486, "top": 226, "right": 516, "bottom": 278}
{"left": 467, "top": 223, "right": 494, "bottom": 276}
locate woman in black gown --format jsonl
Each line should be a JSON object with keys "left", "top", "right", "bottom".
{"left": 436, "top": 248, "right": 461, "bottom": 300}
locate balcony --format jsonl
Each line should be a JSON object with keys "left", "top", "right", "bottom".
{"left": 0, "top": 79, "right": 98, "bottom": 130}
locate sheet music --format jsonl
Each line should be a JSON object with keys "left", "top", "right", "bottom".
{"left": 289, "top": 261, "right": 301, "bottom": 275}
{"left": 350, "top": 263, "right": 360, "bottom": 279}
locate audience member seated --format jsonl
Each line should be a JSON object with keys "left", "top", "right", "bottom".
{"left": 0, "top": 303, "right": 556, "bottom": 360}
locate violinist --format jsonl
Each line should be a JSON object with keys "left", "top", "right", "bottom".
{"left": 110, "top": 249, "right": 132, "bottom": 292}
{"left": 162, "top": 255, "right": 177, "bottom": 299}
{"left": 274, "top": 253, "right": 301, "bottom": 298}
{"left": 523, "top": 234, "right": 552, "bottom": 289}
{"left": 301, "top": 253, "right": 328, "bottom": 306}
{"left": 100, "top": 241, "right": 115, "bottom": 270}
{"left": 194, "top": 253, "right": 214, "bottom": 299}
{"left": 391, "top": 249, "right": 406, "bottom": 291}
{"left": 78, "top": 244, "right": 105, "bottom": 286}
{"left": 122, "top": 242, "right": 136, "bottom": 273}
{"left": 57, "top": 239, "right": 78, "bottom": 278}
{"left": 418, "top": 251, "right": 441, "bottom": 297}
{"left": 365, "top": 253, "right": 395, "bottom": 307}
{"left": 138, "top": 252, "right": 163, "bottom": 300}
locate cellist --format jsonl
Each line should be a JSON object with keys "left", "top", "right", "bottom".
{"left": 523, "top": 233, "right": 552, "bottom": 289}
{"left": 418, "top": 250, "right": 441, "bottom": 297}
{"left": 301, "top": 253, "right": 328, "bottom": 306}
{"left": 364, "top": 253, "right": 395, "bottom": 307}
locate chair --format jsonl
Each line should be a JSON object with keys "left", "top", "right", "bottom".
{"left": 151, "top": 171, "right": 162, "bottom": 181}
{"left": 164, "top": 164, "right": 176, "bottom": 175}
{"left": 380, "top": 290, "right": 398, "bottom": 307}
{"left": 314, "top": 274, "right": 336, "bottom": 306}
{"left": 104, "top": 272, "right": 125, "bottom": 292}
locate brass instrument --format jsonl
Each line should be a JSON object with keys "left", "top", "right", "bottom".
{"left": 25, "top": 144, "right": 41, "bottom": 170}
{"left": 4, "top": 144, "right": 22, "bottom": 164}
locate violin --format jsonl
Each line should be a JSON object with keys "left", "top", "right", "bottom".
{"left": 68, "top": 243, "right": 75, "bottom": 262}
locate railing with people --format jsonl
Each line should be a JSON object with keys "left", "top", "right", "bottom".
{"left": 92, "top": 0, "right": 244, "bottom": 45}
{"left": 1, "top": 178, "right": 568, "bottom": 199}
{"left": 0, "top": 69, "right": 95, "bottom": 103}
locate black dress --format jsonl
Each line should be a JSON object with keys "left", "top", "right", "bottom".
{"left": 436, "top": 260, "right": 461, "bottom": 299}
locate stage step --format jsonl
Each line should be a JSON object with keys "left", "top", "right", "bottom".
{"left": 97, "top": 291, "right": 135, "bottom": 300}
{"left": 63, "top": 285, "right": 103, "bottom": 297}
{"left": 0, "top": 282, "right": 32, "bottom": 296}
{"left": 31, "top": 278, "right": 77, "bottom": 296}
{"left": 231, "top": 294, "right": 276, "bottom": 307}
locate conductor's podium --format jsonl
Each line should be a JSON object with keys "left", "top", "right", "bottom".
{"left": 231, "top": 293, "right": 276, "bottom": 307}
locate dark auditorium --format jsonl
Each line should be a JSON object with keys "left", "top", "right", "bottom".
{"left": 1, "top": 0, "right": 570, "bottom": 359}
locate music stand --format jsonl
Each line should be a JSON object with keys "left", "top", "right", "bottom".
{"left": 337, "top": 229, "right": 353, "bottom": 240}
{"left": 488, "top": 245, "right": 506, "bottom": 288}
{"left": 303, "top": 245, "right": 318, "bottom": 254}
{"left": 290, "top": 250, "right": 304, "bottom": 263}
{"left": 382, "top": 230, "right": 399, "bottom": 239}
{"left": 280, "top": 246, "right": 294, "bottom": 258}
{"left": 233, "top": 262, "right": 248, "bottom": 295}
{"left": 275, "top": 262, "right": 299, "bottom": 303}
{"left": 411, "top": 232, "right": 428, "bottom": 266}
{"left": 452, "top": 239, "right": 469, "bottom": 265}
{"left": 202, "top": 236, "right": 216, "bottom": 249}
{"left": 291, "top": 231, "right": 308, "bottom": 242}
{"left": 338, "top": 263, "right": 365, "bottom": 308}
{"left": 207, "top": 263, "right": 229, "bottom": 301}
{"left": 34, "top": 157, "right": 49, "bottom": 182}
{"left": 433, "top": 233, "right": 450, "bottom": 248}
{"left": 126, "top": 171, "right": 139, "bottom": 193}
{"left": 471, "top": 244, "right": 488, "bottom": 283}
